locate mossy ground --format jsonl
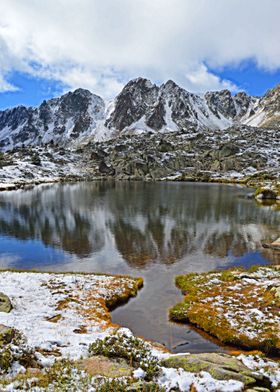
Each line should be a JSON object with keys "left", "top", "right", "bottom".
{"left": 170, "top": 266, "right": 280, "bottom": 354}
{"left": 89, "top": 329, "right": 160, "bottom": 381}
{"left": 0, "top": 357, "right": 164, "bottom": 391}
{"left": 0, "top": 327, "right": 37, "bottom": 375}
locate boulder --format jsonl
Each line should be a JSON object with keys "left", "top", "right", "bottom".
{"left": 219, "top": 144, "right": 239, "bottom": 158}
{"left": 158, "top": 140, "right": 174, "bottom": 153}
{"left": 255, "top": 187, "right": 278, "bottom": 200}
{"left": 0, "top": 292, "right": 12, "bottom": 313}
{"left": 161, "top": 353, "right": 258, "bottom": 385}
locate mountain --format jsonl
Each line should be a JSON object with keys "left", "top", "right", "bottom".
{"left": 0, "top": 89, "right": 105, "bottom": 150}
{"left": 0, "top": 78, "right": 279, "bottom": 151}
{"left": 244, "top": 83, "right": 280, "bottom": 128}
{"left": 105, "top": 78, "right": 259, "bottom": 134}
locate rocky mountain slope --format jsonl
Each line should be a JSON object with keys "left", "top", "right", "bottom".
{"left": 1, "top": 122, "right": 279, "bottom": 186}
{"left": 0, "top": 78, "right": 279, "bottom": 152}
{"left": 0, "top": 78, "right": 279, "bottom": 185}
{"left": 244, "top": 83, "right": 280, "bottom": 128}
{"left": 0, "top": 88, "right": 105, "bottom": 150}
{"left": 105, "top": 78, "right": 259, "bottom": 134}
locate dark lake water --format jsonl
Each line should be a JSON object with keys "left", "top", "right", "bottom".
{"left": 0, "top": 181, "right": 279, "bottom": 352}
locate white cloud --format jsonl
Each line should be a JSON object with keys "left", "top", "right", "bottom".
{"left": 0, "top": 0, "right": 279, "bottom": 96}
{"left": 0, "top": 75, "right": 18, "bottom": 92}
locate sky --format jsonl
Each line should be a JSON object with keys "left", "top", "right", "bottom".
{"left": 0, "top": 0, "right": 280, "bottom": 109}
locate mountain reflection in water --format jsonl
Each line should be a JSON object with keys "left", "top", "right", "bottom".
{"left": 0, "top": 181, "right": 278, "bottom": 268}
{"left": 0, "top": 181, "right": 279, "bottom": 351}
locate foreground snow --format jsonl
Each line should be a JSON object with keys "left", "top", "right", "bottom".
{"left": 0, "top": 271, "right": 279, "bottom": 391}
{"left": 0, "top": 271, "right": 142, "bottom": 364}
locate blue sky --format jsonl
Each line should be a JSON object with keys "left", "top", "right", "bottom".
{"left": 0, "top": 0, "right": 280, "bottom": 110}
{"left": 0, "top": 72, "right": 65, "bottom": 109}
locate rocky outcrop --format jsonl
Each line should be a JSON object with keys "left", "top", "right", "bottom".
{"left": 0, "top": 121, "right": 279, "bottom": 185}
{"left": 83, "top": 124, "right": 280, "bottom": 181}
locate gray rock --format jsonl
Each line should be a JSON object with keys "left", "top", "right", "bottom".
{"left": 98, "top": 160, "right": 115, "bottom": 176}
{"left": 0, "top": 292, "right": 12, "bottom": 313}
{"left": 161, "top": 353, "right": 259, "bottom": 385}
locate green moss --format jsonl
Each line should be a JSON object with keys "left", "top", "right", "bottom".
{"left": 0, "top": 292, "right": 12, "bottom": 313}
{"left": 89, "top": 330, "right": 160, "bottom": 381}
{"left": 219, "top": 270, "right": 236, "bottom": 282}
{"left": 105, "top": 277, "right": 144, "bottom": 310}
{"left": 0, "top": 326, "right": 15, "bottom": 347}
{"left": 0, "top": 327, "right": 38, "bottom": 374}
{"left": 170, "top": 266, "right": 280, "bottom": 354}
{"left": 1, "top": 359, "right": 165, "bottom": 391}
{"left": 94, "top": 379, "right": 129, "bottom": 391}
{"left": 169, "top": 302, "right": 190, "bottom": 321}
{"left": 161, "top": 353, "right": 256, "bottom": 385}
{"left": 0, "top": 347, "right": 13, "bottom": 372}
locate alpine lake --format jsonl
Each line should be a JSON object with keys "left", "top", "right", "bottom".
{"left": 0, "top": 181, "right": 279, "bottom": 353}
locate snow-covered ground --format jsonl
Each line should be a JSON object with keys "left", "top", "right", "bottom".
{"left": 0, "top": 146, "right": 90, "bottom": 187}
{"left": 0, "top": 271, "right": 280, "bottom": 391}
{"left": 0, "top": 271, "right": 141, "bottom": 364}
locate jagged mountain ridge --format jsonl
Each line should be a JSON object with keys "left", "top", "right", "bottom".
{"left": 105, "top": 78, "right": 259, "bottom": 133}
{"left": 0, "top": 88, "right": 105, "bottom": 150}
{"left": 0, "top": 78, "right": 279, "bottom": 150}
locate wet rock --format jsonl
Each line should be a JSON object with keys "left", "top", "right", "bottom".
{"left": 255, "top": 187, "right": 279, "bottom": 200}
{"left": 263, "top": 238, "right": 280, "bottom": 251}
{"left": 161, "top": 353, "right": 258, "bottom": 385}
{"left": 0, "top": 292, "right": 12, "bottom": 313}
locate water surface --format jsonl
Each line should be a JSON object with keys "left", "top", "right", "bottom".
{"left": 0, "top": 181, "right": 279, "bottom": 352}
